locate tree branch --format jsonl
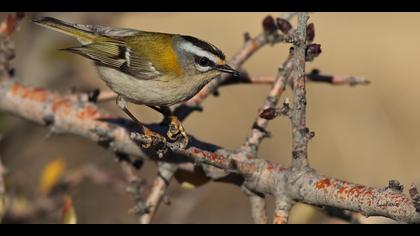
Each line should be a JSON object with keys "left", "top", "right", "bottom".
{"left": 242, "top": 187, "right": 268, "bottom": 224}
{"left": 306, "top": 69, "right": 370, "bottom": 86}
{"left": 290, "top": 12, "right": 311, "bottom": 170}
{"left": 221, "top": 71, "right": 369, "bottom": 87}
{"left": 242, "top": 52, "right": 293, "bottom": 155}
{"left": 138, "top": 162, "right": 177, "bottom": 224}
{"left": 1, "top": 67, "right": 419, "bottom": 223}
{"left": 290, "top": 171, "right": 420, "bottom": 223}
{"left": 273, "top": 196, "right": 293, "bottom": 224}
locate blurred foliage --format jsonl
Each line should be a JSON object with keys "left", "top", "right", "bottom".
{"left": 61, "top": 195, "right": 77, "bottom": 224}
{"left": 38, "top": 158, "right": 66, "bottom": 196}
{"left": 0, "top": 114, "right": 7, "bottom": 134}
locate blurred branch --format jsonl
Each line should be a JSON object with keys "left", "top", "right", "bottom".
{"left": 321, "top": 206, "right": 361, "bottom": 224}
{"left": 59, "top": 164, "right": 127, "bottom": 192}
{"left": 2, "top": 193, "right": 65, "bottom": 223}
{"left": 0, "top": 13, "right": 23, "bottom": 81}
{"left": 0, "top": 154, "right": 6, "bottom": 222}
{"left": 2, "top": 164, "right": 126, "bottom": 223}
{"left": 0, "top": 13, "right": 24, "bottom": 38}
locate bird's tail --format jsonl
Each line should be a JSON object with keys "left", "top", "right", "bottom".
{"left": 33, "top": 17, "right": 97, "bottom": 44}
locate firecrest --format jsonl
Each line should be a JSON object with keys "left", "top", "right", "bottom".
{"left": 33, "top": 16, "right": 238, "bottom": 150}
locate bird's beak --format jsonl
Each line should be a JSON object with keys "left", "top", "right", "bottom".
{"left": 216, "top": 64, "right": 239, "bottom": 77}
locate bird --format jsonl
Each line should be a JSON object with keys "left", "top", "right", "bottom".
{"left": 33, "top": 16, "right": 238, "bottom": 150}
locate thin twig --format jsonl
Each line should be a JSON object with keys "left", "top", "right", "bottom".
{"left": 242, "top": 51, "right": 293, "bottom": 154}
{"left": 290, "top": 12, "right": 311, "bottom": 170}
{"left": 139, "top": 162, "right": 177, "bottom": 224}
{"left": 306, "top": 69, "right": 370, "bottom": 86}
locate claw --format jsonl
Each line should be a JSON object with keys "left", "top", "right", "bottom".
{"left": 142, "top": 126, "right": 168, "bottom": 157}
{"left": 167, "top": 116, "right": 189, "bottom": 149}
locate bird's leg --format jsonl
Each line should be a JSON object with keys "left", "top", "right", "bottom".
{"left": 116, "top": 96, "right": 166, "bottom": 149}
{"left": 147, "top": 105, "right": 189, "bottom": 149}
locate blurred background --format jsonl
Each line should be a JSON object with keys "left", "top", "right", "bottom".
{"left": 1, "top": 12, "right": 419, "bottom": 223}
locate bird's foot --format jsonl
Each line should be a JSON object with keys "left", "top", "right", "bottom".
{"left": 167, "top": 116, "right": 189, "bottom": 149}
{"left": 141, "top": 126, "right": 168, "bottom": 157}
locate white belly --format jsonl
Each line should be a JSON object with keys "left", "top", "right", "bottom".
{"left": 96, "top": 66, "right": 213, "bottom": 106}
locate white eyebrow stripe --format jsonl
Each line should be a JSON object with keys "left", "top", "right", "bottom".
{"left": 179, "top": 42, "right": 219, "bottom": 63}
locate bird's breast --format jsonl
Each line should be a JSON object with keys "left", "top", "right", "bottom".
{"left": 95, "top": 66, "right": 213, "bottom": 106}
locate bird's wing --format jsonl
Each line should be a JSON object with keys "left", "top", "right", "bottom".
{"left": 79, "top": 24, "right": 143, "bottom": 37}
{"left": 63, "top": 40, "right": 162, "bottom": 80}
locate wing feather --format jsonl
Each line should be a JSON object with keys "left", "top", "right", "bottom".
{"left": 63, "top": 40, "right": 161, "bottom": 80}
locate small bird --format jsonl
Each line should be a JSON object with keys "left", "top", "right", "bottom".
{"left": 33, "top": 16, "right": 238, "bottom": 150}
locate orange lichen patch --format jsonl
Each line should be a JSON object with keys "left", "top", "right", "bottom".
{"left": 274, "top": 165, "right": 287, "bottom": 172}
{"left": 273, "top": 213, "right": 287, "bottom": 224}
{"left": 189, "top": 147, "right": 231, "bottom": 168}
{"left": 315, "top": 178, "right": 331, "bottom": 189}
{"left": 266, "top": 163, "right": 274, "bottom": 172}
{"left": 10, "top": 84, "right": 49, "bottom": 102}
{"left": 10, "top": 83, "right": 21, "bottom": 95}
{"left": 389, "top": 193, "right": 410, "bottom": 204}
{"left": 364, "top": 190, "right": 373, "bottom": 196}
{"left": 338, "top": 187, "right": 347, "bottom": 194}
{"left": 0, "top": 14, "right": 17, "bottom": 36}
{"left": 76, "top": 105, "right": 100, "bottom": 120}
{"left": 348, "top": 185, "right": 366, "bottom": 196}
{"left": 52, "top": 98, "right": 73, "bottom": 114}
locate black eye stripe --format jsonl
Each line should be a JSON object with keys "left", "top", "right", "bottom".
{"left": 195, "top": 56, "right": 215, "bottom": 67}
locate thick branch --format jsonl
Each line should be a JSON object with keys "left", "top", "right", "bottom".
{"left": 289, "top": 171, "right": 420, "bottom": 223}
{"left": 0, "top": 78, "right": 419, "bottom": 223}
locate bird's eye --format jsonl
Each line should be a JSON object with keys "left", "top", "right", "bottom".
{"left": 198, "top": 57, "right": 210, "bottom": 67}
